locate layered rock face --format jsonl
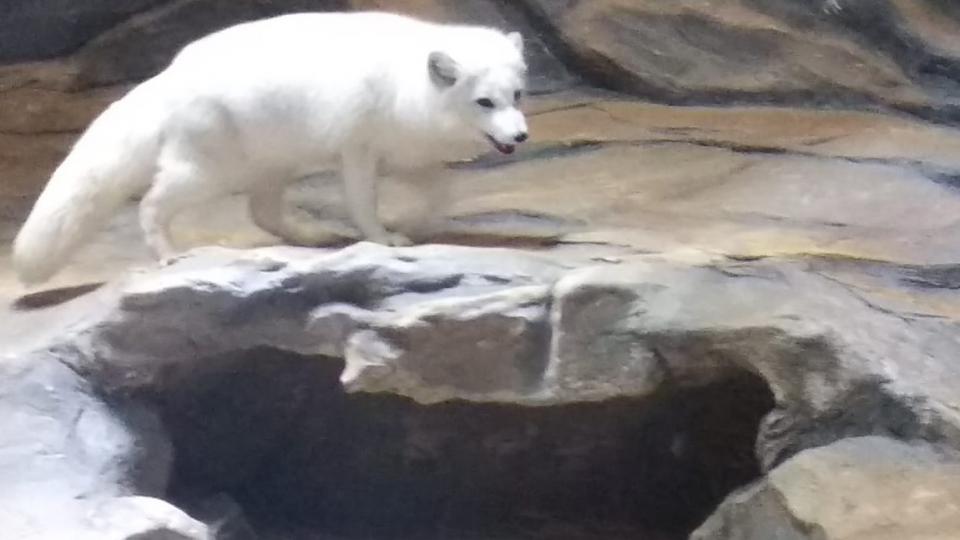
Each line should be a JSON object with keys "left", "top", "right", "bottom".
{"left": 5, "top": 0, "right": 960, "bottom": 217}
{"left": 3, "top": 1, "right": 960, "bottom": 539}
{"left": 7, "top": 245, "right": 960, "bottom": 539}
{"left": 518, "top": 0, "right": 960, "bottom": 119}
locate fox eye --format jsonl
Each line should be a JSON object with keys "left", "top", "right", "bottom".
{"left": 475, "top": 98, "right": 495, "bottom": 108}
{"left": 514, "top": 90, "right": 523, "bottom": 103}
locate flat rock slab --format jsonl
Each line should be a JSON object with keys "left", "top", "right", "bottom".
{"left": 6, "top": 94, "right": 960, "bottom": 303}
{"left": 693, "top": 436, "right": 960, "bottom": 540}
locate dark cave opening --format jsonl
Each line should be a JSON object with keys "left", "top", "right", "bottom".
{"left": 150, "top": 347, "right": 774, "bottom": 539}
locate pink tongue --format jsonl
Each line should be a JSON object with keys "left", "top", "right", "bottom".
{"left": 497, "top": 143, "right": 515, "bottom": 155}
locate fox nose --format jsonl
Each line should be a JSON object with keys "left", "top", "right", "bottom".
{"left": 514, "top": 132, "right": 528, "bottom": 143}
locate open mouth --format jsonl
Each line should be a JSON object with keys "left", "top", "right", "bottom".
{"left": 485, "top": 134, "right": 516, "bottom": 155}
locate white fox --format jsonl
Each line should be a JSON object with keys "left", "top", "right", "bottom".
{"left": 13, "top": 11, "right": 529, "bottom": 284}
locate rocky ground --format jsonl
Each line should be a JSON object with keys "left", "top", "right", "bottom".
{"left": 4, "top": 1, "right": 960, "bottom": 540}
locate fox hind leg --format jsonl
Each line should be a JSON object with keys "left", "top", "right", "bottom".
{"left": 139, "top": 159, "right": 226, "bottom": 259}
{"left": 248, "top": 183, "right": 361, "bottom": 246}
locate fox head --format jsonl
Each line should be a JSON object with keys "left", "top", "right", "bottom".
{"left": 428, "top": 29, "right": 528, "bottom": 155}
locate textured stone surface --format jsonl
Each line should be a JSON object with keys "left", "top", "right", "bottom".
{"left": 0, "top": 0, "right": 570, "bottom": 90}
{"left": 8, "top": 0, "right": 960, "bottom": 230}
{"left": 0, "top": 0, "right": 166, "bottom": 62}
{"left": 10, "top": 0, "right": 960, "bottom": 121}
{"left": 519, "top": 0, "right": 960, "bottom": 122}
{"left": 3, "top": 244, "right": 960, "bottom": 536}
{"left": 5, "top": 2, "right": 960, "bottom": 288}
{"left": 8, "top": 93, "right": 960, "bottom": 301}
{"left": 0, "top": 354, "right": 206, "bottom": 539}
{"left": 7, "top": 244, "right": 960, "bottom": 450}
{"left": 692, "top": 436, "right": 960, "bottom": 540}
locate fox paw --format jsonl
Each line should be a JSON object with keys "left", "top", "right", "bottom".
{"left": 369, "top": 232, "right": 413, "bottom": 247}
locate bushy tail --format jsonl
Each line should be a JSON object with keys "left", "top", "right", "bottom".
{"left": 13, "top": 83, "right": 162, "bottom": 284}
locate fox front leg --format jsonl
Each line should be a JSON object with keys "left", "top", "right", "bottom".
{"left": 340, "top": 148, "right": 412, "bottom": 247}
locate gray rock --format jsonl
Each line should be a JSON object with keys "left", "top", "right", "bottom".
{"left": 13, "top": 0, "right": 960, "bottom": 122}
{"left": 0, "top": 0, "right": 166, "bottom": 63}
{"left": 24, "top": 0, "right": 572, "bottom": 92}
{"left": 0, "top": 354, "right": 197, "bottom": 539}
{"left": 72, "top": 0, "right": 349, "bottom": 88}
{"left": 25, "top": 244, "right": 960, "bottom": 458}
{"left": 692, "top": 436, "right": 960, "bottom": 540}
{"left": 4, "top": 243, "right": 960, "bottom": 537}
{"left": 544, "top": 261, "right": 960, "bottom": 468}
{"left": 85, "top": 496, "right": 210, "bottom": 540}
{"left": 176, "top": 493, "right": 256, "bottom": 540}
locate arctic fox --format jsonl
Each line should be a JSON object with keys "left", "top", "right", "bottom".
{"left": 13, "top": 11, "right": 529, "bottom": 284}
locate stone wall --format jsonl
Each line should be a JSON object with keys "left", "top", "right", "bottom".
{"left": 4, "top": 0, "right": 960, "bottom": 117}
{"left": 5, "top": 0, "right": 960, "bottom": 215}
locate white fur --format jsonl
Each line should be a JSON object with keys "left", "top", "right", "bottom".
{"left": 13, "top": 11, "right": 528, "bottom": 284}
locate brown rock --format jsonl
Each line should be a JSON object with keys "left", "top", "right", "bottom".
{"left": 693, "top": 436, "right": 960, "bottom": 540}
{"left": 518, "top": 0, "right": 960, "bottom": 121}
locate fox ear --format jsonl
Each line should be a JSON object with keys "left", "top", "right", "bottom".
{"left": 507, "top": 31, "right": 523, "bottom": 54}
{"left": 428, "top": 51, "right": 459, "bottom": 87}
